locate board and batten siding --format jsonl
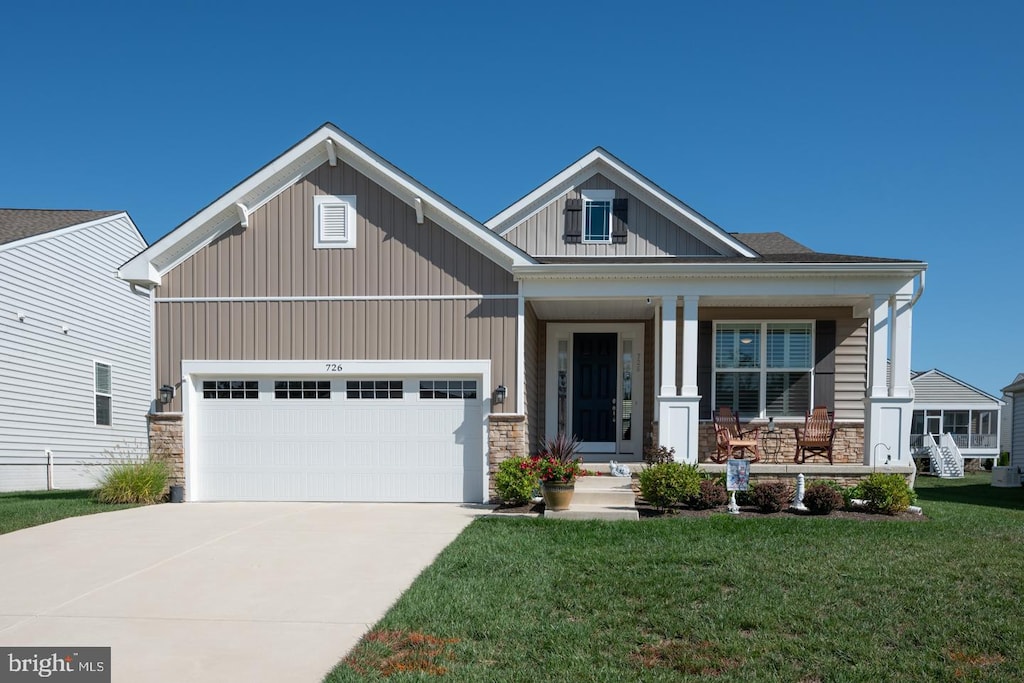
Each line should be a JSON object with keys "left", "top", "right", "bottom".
{"left": 911, "top": 373, "right": 999, "bottom": 406}
{"left": 155, "top": 159, "right": 518, "bottom": 412}
{"left": 502, "top": 174, "right": 724, "bottom": 257}
{"left": 697, "top": 307, "right": 867, "bottom": 421}
{"left": 0, "top": 216, "right": 150, "bottom": 492}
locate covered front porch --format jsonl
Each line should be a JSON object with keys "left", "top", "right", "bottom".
{"left": 516, "top": 272, "right": 921, "bottom": 470}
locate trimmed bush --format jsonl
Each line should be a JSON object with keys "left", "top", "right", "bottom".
{"left": 688, "top": 479, "right": 728, "bottom": 510}
{"left": 494, "top": 457, "right": 537, "bottom": 505}
{"left": 96, "top": 459, "right": 169, "bottom": 504}
{"left": 638, "top": 462, "right": 701, "bottom": 510}
{"left": 751, "top": 481, "right": 792, "bottom": 513}
{"left": 803, "top": 482, "right": 844, "bottom": 515}
{"left": 857, "top": 473, "right": 916, "bottom": 515}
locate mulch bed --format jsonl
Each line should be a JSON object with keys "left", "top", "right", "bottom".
{"left": 490, "top": 499, "right": 927, "bottom": 521}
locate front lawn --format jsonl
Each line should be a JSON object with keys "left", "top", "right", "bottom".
{"left": 0, "top": 489, "right": 140, "bottom": 535}
{"left": 328, "top": 473, "right": 1024, "bottom": 681}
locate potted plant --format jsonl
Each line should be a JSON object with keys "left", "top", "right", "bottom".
{"left": 533, "top": 433, "right": 583, "bottom": 511}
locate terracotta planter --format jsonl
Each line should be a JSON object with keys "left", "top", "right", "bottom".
{"left": 541, "top": 481, "right": 575, "bottom": 511}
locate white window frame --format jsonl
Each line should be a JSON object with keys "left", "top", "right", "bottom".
{"left": 313, "top": 194, "right": 357, "bottom": 249}
{"left": 711, "top": 321, "right": 816, "bottom": 419}
{"left": 581, "top": 189, "right": 614, "bottom": 244}
{"left": 94, "top": 361, "right": 112, "bottom": 426}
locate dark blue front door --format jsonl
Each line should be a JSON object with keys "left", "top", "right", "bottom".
{"left": 572, "top": 333, "right": 616, "bottom": 444}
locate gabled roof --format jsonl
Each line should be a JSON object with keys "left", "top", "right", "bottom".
{"left": 1003, "top": 373, "right": 1024, "bottom": 395}
{"left": 119, "top": 123, "right": 533, "bottom": 285}
{"left": 0, "top": 209, "right": 121, "bottom": 247}
{"left": 485, "top": 148, "right": 758, "bottom": 258}
{"left": 912, "top": 368, "right": 1005, "bottom": 404}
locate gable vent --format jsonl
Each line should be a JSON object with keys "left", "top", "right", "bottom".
{"left": 313, "top": 195, "right": 357, "bottom": 249}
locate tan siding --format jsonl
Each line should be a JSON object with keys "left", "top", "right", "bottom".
{"left": 156, "top": 299, "right": 516, "bottom": 413}
{"left": 161, "top": 160, "right": 516, "bottom": 298}
{"left": 699, "top": 307, "right": 866, "bottom": 421}
{"left": 503, "top": 173, "right": 723, "bottom": 257}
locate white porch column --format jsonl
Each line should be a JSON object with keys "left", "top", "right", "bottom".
{"left": 659, "top": 296, "right": 678, "bottom": 397}
{"left": 889, "top": 293, "right": 914, "bottom": 399}
{"left": 868, "top": 294, "right": 889, "bottom": 399}
{"left": 680, "top": 295, "right": 699, "bottom": 397}
{"left": 864, "top": 293, "right": 914, "bottom": 467}
{"left": 657, "top": 294, "right": 700, "bottom": 464}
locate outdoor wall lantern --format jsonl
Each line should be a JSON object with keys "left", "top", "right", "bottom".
{"left": 494, "top": 385, "right": 507, "bottom": 405}
{"left": 159, "top": 384, "right": 176, "bottom": 405}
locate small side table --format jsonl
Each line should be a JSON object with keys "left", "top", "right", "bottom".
{"left": 762, "top": 429, "right": 783, "bottom": 463}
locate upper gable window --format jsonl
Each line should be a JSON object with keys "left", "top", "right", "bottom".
{"left": 582, "top": 190, "right": 614, "bottom": 243}
{"left": 313, "top": 195, "right": 357, "bottom": 249}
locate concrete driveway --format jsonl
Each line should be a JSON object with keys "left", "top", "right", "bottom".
{"left": 0, "top": 502, "right": 486, "bottom": 682}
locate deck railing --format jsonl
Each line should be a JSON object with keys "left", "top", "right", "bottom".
{"left": 911, "top": 433, "right": 998, "bottom": 451}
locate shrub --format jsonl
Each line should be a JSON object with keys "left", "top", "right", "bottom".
{"left": 638, "top": 462, "right": 701, "bottom": 510}
{"left": 494, "top": 457, "right": 538, "bottom": 505}
{"left": 643, "top": 444, "right": 676, "bottom": 465}
{"left": 96, "top": 459, "right": 169, "bottom": 504}
{"left": 750, "top": 481, "right": 792, "bottom": 513}
{"left": 688, "top": 479, "right": 728, "bottom": 510}
{"left": 857, "top": 473, "right": 916, "bottom": 515}
{"left": 802, "top": 482, "right": 844, "bottom": 515}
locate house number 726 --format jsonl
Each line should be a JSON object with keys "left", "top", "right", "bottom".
{"left": 324, "top": 363, "right": 344, "bottom": 372}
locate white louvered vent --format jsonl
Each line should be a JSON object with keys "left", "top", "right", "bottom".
{"left": 313, "top": 195, "right": 357, "bottom": 249}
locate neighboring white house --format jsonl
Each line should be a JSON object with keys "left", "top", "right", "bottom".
{"left": 1003, "top": 374, "right": 1024, "bottom": 475}
{"left": 0, "top": 209, "right": 151, "bottom": 491}
{"left": 909, "top": 368, "right": 1004, "bottom": 477}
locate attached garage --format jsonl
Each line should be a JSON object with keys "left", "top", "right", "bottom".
{"left": 182, "top": 361, "right": 489, "bottom": 503}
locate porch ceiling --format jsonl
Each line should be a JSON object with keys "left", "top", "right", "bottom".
{"left": 530, "top": 299, "right": 655, "bottom": 320}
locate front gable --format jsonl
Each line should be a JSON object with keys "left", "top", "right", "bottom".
{"left": 487, "top": 149, "right": 757, "bottom": 259}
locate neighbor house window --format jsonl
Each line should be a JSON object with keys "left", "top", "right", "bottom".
{"left": 94, "top": 362, "right": 112, "bottom": 426}
{"left": 346, "top": 380, "right": 402, "bottom": 399}
{"left": 419, "top": 380, "right": 478, "bottom": 399}
{"left": 582, "top": 189, "right": 614, "bottom": 243}
{"left": 313, "top": 194, "right": 357, "bottom": 249}
{"left": 202, "top": 380, "right": 259, "bottom": 399}
{"left": 274, "top": 380, "right": 331, "bottom": 399}
{"left": 714, "top": 322, "right": 813, "bottom": 417}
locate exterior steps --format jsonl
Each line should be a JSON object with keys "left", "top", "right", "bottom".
{"left": 544, "top": 475, "right": 638, "bottom": 521}
{"left": 933, "top": 446, "right": 964, "bottom": 478}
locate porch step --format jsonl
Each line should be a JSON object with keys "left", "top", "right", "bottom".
{"left": 543, "top": 475, "right": 638, "bottom": 520}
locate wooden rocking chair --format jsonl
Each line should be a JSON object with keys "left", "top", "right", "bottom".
{"left": 794, "top": 406, "right": 837, "bottom": 464}
{"left": 712, "top": 406, "right": 762, "bottom": 463}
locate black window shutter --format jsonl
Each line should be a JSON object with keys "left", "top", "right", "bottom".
{"left": 697, "top": 321, "right": 713, "bottom": 420}
{"left": 564, "top": 198, "right": 582, "bottom": 243}
{"left": 813, "top": 320, "right": 837, "bottom": 411}
{"left": 611, "top": 198, "right": 628, "bottom": 243}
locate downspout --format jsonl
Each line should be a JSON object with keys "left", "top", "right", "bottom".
{"left": 909, "top": 270, "right": 925, "bottom": 308}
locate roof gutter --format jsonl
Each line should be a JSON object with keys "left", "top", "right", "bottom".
{"left": 910, "top": 269, "right": 925, "bottom": 308}
{"left": 513, "top": 261, "right": 928, "bottom": 279}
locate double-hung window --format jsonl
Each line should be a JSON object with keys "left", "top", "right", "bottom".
{"left": 582, "top": 189, "right": 614, "bottom": 243}
{"left": 95, "top": 362, "right": 112, "bottom": 426}
{"left": 714, "top": 322, "right": 813, "bottom": 417}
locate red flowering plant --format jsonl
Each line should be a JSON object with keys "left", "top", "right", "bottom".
{"left": 531, "top": 433, "right": 584, "bottom": 484}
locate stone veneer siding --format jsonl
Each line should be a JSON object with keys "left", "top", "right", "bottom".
{"left": 487, "top": 413, "right": 528, "bottom": 501}
{"left": 148, "top": 412, "right": 185, "bottom": 494}
{"left": 697, "top": 421, "right": 865, "bottom": 464}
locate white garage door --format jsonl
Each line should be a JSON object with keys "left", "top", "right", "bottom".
{"left": 191, "top": 376, "right": 484, "bottom": 502}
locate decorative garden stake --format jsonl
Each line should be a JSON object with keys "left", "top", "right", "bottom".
{"left": 728, "top": 490, "right": 740, "bottom": 515}
{"left": 726, "top": 459, "right": 750, "bottom": 515}
{"left": 793, "top": 473, "right": 808, "bottom": 511}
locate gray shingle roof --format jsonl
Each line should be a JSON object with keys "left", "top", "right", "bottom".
{"left": 0, "top": 209, "right": 121, "bottom": 247}
{"left": 535, "top": 253, "right": 920, "bottom": 265}
{"left": 731, "top": 232, "right": 813, "bottom": 254}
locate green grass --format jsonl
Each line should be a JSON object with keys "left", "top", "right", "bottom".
{"left": 0, "top": 489, "right": 140, "bottom": 535}
{"left": 328, "top": 473, "right": 1024, "bottom": 682}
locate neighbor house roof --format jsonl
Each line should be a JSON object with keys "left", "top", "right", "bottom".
{"left": 1003, "top": 373, "right": 1024, "bottom": 395}
{"left": 911, "top": 368, "right": 1005, "bottom": 405}
{"left": 0, "top": 209, "right": 121, "bottom": 246}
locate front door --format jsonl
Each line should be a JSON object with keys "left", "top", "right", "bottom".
{"left": 572, "top": 333, "right": 617, "bottom": 449}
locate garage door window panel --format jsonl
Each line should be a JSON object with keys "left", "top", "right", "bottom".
{"left": 420, "top": 380, "right": 478, "bottom": 399}
{"left": 203, "top": 380, "right": 259, "bottom": 399}
{"left": 274, "top": 380, "right": 331, "bottom": 399}
{"left": 346, "top": 380, "right": 403, "bottom": 399}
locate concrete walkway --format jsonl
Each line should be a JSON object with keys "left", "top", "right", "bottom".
{"left": 0, "top": 503, "right": 486, "bottom": 682}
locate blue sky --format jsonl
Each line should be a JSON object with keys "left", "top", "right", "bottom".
{"left": 2, "top": 1, "right": 1021, "bottom": 396}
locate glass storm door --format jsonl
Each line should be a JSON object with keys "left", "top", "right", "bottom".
{"left": 572, "top": 333, "right": 617, "bottom": 451}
